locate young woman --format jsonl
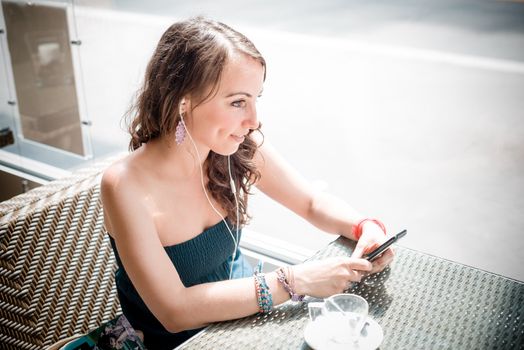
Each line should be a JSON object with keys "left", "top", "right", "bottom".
{"left": 101, "top": 17, "right": 394, "bottom": 350}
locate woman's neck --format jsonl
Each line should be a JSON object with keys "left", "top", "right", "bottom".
{"left": 143, "top": 135, "right": 210, "bottom": 180}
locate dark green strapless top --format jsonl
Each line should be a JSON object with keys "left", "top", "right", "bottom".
{"left": 109, "top": 220, "right": 252, "bottom": 350}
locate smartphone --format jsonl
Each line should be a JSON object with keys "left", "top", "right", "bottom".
{"left": 365, "top": 229, "right": 407, "bottom": 262}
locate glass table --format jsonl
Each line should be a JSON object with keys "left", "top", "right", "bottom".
{"left": 177, "top": 236, "right": 524, "bottom": 349}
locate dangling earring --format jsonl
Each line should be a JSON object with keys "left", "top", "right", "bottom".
{"left": 175, "top": 114, "right": 185, "bottom": 145}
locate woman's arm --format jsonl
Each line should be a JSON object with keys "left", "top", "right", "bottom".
{"left": 178, "top": 254, "right": 370, "bottom": 330}
{"left": 253, "top": 139, "right": 363, "bottom": 239}
{"left": 253, "top": 138, "right": 393, "bottom": 272}
{"left": 101, "top": 162, "right": 371, "bottom": 333}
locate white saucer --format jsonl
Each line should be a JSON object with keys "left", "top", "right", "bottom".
{"left": 304, "top": 316, "right": 384, "bottom": 350}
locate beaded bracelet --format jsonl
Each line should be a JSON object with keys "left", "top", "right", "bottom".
{"left": 253, "top": 261, "right": 273, "bottom": 313}
{"left": 276, "top": 267, "right": 304, "bottom": 302}
{"left": 253, "top": 273, "right": 264, "bottom": 312}
{"left": 352, "top": 218, "right": 386, "bottom": 240}
{"left": 285, "top": 266, "right": 299, "bottom": 299}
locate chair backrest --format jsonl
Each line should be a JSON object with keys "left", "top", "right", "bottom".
{"left": 0, "top": 163, "right": 121, "bottom": 349}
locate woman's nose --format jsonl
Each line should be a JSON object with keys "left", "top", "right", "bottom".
{"left": 243, "top": 105, "right": 259, "bottom": 129}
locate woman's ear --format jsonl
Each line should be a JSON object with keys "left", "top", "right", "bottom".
{"left": 179, "top": 97, "right": 193, "bottom": 117}
{"left": 179, "top": 98, "right": 186, "bottom": 114}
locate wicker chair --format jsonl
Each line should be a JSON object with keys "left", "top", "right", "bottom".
{"left": 0, "top": 162, "right": 121, "bottom": 349}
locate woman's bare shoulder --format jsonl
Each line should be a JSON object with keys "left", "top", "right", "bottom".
{"left": 101, "top": 153, "right": 154, "bottom": 236}
{"left": 101, "top": 153, "right": 147, "bottom": 201}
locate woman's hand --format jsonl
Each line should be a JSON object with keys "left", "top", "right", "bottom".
{"left": 351, "top": 222, "right": 395, "bottom": 274}
{"left": 292, "top": 257, "right": 372, "bottom": 298}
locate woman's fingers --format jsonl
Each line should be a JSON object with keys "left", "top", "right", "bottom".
{"left": 341, "top": 257, "right": 371, "bottom": 283}
{"left": 370, "top": 247, "right": 395, "bottom": 272}
{"left": 364, "top": 242, "right": 381, "bottom": 255}
{"left": 351, "top": 244, "right": 365, "bottom": 259}
{"left": 351, "top": 241, "right": 380, "bottom": 259}
{"left": 298, "top": 252, "right": 397, "bottom": 297}
{"left": 347, "top": 257, "right": 373, "bottom": 272}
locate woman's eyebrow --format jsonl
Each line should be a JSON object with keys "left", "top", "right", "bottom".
{"left": 225, "top": 89, "right": 264, "bottom": 98}
{"left": 225, "top": 92, "right": 252, "bottom": 98}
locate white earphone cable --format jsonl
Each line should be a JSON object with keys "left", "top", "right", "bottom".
{"left": 179, "top": 113, "right": 240, "bottom": 279}
{"left": 228, "top": 155, "right": 241, "bottom": 279}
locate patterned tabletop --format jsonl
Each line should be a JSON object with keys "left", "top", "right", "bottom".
{"left": 177, "top": 236, "right": 524, "bottom": 350}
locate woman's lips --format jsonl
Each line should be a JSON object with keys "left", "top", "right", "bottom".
{"left": 231, "top": 134, "right": 245, "bottom": 143}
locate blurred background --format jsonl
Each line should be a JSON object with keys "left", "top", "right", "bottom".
{"left": 0, "top": 0, "right": 523, "bottom": 280}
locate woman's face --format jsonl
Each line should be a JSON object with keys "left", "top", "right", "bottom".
{"left": 186, "top": 53, "right": 264, "bottom": 155}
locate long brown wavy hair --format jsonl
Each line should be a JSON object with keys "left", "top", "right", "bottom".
{"left": 126, "top": 17, "right": 265, "bottom": 227}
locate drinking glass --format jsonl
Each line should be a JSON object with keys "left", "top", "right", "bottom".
{"left": 308, "top": 293, "right": 369, "bottom": 346}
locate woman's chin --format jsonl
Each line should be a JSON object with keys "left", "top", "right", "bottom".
{"left": 212, "top": 145, "right": 240, "bottom": 156}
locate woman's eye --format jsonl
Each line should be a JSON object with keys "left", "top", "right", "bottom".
{"left": 232, "top": 100, "right": 246, "bottom": 108}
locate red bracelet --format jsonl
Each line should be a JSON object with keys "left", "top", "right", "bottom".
{"left": 352, "top": 218, "right": 386, "bottom": 240}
